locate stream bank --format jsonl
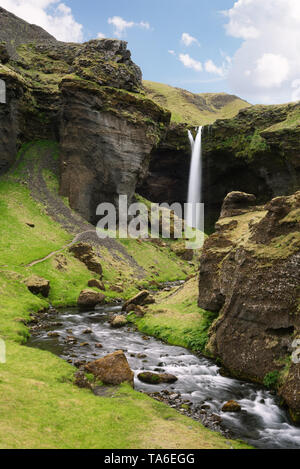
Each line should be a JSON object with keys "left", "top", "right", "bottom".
{"left": 28, "top": 302, "right": 300, "bottom": 450}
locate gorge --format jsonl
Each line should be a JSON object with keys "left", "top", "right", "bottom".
{"left": 0, "top": 5, "right": 299, "bottom": 450}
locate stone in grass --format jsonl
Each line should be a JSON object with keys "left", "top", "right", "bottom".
{"left": 138, "top": 372, "right": 178, "bottom": 385}
{"left": 122, "top": 290, "right": 150, "bottom": 311}
{"left": 221, "top": 400, "right": 241, "bottom": 412}
{"left": 85, "top": 350, "right": 134, "bottom": 387}
{"left": 88, "top": 279, "right": 106, "bottom": 291}
{"left": 110, "top": 315, "right": 127, "bottom": 328}
{"left": 77, "top": 289, "right": 105, "bottom": 309}
{"left": 26, "top": 275, "right": 50, "bottom": 298}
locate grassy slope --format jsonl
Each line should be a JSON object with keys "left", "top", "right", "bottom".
{"left": 130, "top": 277, "right": 217, "bottom": 353}
{"left": 143, "top": 80, "right": 251, "bottom": 125}
{"left": 0, "top": 142, "right": 249, "bottom": 449}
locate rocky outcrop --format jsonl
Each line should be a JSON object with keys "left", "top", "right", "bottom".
{"left": 198, "top": 191, "right": 300, "bottom": 421}
{"left": 85, "top": 350, "right": 134, "bottom": 386}
{"left": 0, "top": 7, "right": 170, "bottom": 221}
{"left": 69, "top": 243, "right": 103, "bottom": 276}
{"left": 25, "top": 275, "right": 50, "bottom": 298}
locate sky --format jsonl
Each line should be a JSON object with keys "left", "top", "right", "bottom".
{"left": 0, "top": 0, "right": 300, "bottom": 104}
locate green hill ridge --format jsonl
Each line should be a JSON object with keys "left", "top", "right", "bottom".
{"left": 143, "top": 80, "right": 251, "bottom": 125}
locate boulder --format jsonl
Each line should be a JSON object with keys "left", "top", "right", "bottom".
{"left": 220, "top": 191, "right": 256, "bottom": 218}
{"left": 25, "top": 275, "right": 50, "bottom": 297}
{"left": 137, "top": 372, "right": 178, "bottom": 385}
{"left": 126, "top": 304, "right": 145, "bottom": 317}
{"left": 122, "top": 290, "right": 150, "bottom": 311}
{"left": 110, "top": 285, "right": 124, "bottom": 293}
{"left": 110, "top": 315, "right": 127, "bottom": 328}
{"left": 69, "top": 243, "right": 102, "bottom": 277}
{"left": 85, "top": 350, "right": 134, "bottom": 386}
{"left": 77, "top": 289, "right": 105, "bottom": 309}
{"left": 221, "top": 401, "right": 241, "bottom": 413}
{"left": 88, "top": 279, "right": 106, "bottom": 291}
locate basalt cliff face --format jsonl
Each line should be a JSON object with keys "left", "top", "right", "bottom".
{"left": 139, "top": 103, "right": 300, "bottom": 230}
{"left": 0, "top": 7, "right": 169, "bottom": 222}
{"left": 198, "top": 191, "right": 300, "bottom": 421}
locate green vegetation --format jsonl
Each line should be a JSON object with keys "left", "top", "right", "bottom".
{"left": 0, "top": 142, "right": 252, "bottom": 449}
{"left": 129, "top": 278, "right": 217, "bottom": 354}
{"left": 143, "top": 80, "right": 251, "bottom": 125}
{"left": 263, "top": 371, "right": 280, "bottom": 390}
{"left": 0, "top": 341, "right": 252, "bottom": 449}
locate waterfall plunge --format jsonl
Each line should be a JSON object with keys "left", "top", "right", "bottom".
{"left": 186, "top": 126, "right": 202, "bottom": 229}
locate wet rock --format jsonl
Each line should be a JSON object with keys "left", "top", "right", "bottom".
{"left": 83, "top": 328, "right": 93, "bottom": 334}
{"left": 77, "top": 289, "right": 105, "bottom": 309}
{"left": 95, "top": 343, "right": 103, "bottom": 349}
{"left": 85, "top": 350, "right": 134, "bottom": 387}
{"left": 221, "top": 400, "right": 241, "bottom": 413}
{"left": 110, "top": 315, "right": 127, "bottom": 328}
{"left": 26, "top": 275, "right": 50, "bottom": 298}
{"left": 79, "top": 342, "right": 89, "bottom": 347}
{"left": 137, "top": 353, "right": 147, "bottom": 359}
{"left": 138, "top": 372, "right": 178, "bottom": 385}
{"left": 47, "top": 331, "right": 59, "bottom": 337}
{"left": 74, "top": 360, "right": 86, "bottom": 368}
{"left": 88, "top": 279, "right": 106, "bottom": 291}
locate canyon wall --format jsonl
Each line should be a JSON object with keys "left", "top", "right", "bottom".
{"left": 198, "top": 190, "right": 300, "bottom": 421}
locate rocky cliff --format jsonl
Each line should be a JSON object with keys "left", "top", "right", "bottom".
{"left": 139, "top": 103, "right": 300, "bottom": 230}
{"left": 0, "top": 7, "right": 170, "bottom": 222}
{"left": 198, "top": 191, "right": 300, "bottom": 421}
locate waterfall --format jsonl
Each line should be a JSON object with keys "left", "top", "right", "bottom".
{"left": 186, "top": 126, "right": 202, "bottom": 229}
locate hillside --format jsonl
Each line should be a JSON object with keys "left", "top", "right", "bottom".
{"left": 143, "top": 80, "right": 251, "bottom": 125}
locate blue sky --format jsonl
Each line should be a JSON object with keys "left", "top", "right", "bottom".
{"left": 66, "top": 0, "right": 240, "bottom": 92}
{"left": 68, "top": 0, "right": 240, "bottom": 94}
{"left": 1, "top": 0, "right": 300, "bottom": 104}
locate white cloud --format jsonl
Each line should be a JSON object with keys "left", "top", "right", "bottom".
{"left": 292, "top": 79, "right": 300, "bottom": 101}
{"left": 0, "top": 0, "right": 83, "bottom": 42}
{"left": 108, "top": 16, "right": 150, "bottom": 38}
{"left": 179, "top": 54, "right": 202, "bottom": 72}
{"left": 168, "top": 50, "right": 176, "bottom": 56}
{"left": 97, "top": 32, "right": 105, "bottom": 39}
{"left": 254, "top": 53, "right": 290, "bottom": 87}
{"left": 223, "top": 0, "right": 300, "bottom": 103}
{"left": 205, "top": 59, "right": 225, "bottom": 77}
{"left": 181, "top": 33, "right": 199, "bottom": 47}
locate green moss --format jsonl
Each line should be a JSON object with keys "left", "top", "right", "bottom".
{"left": 263, "top": 371, "right": 280, "bottom": 390}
